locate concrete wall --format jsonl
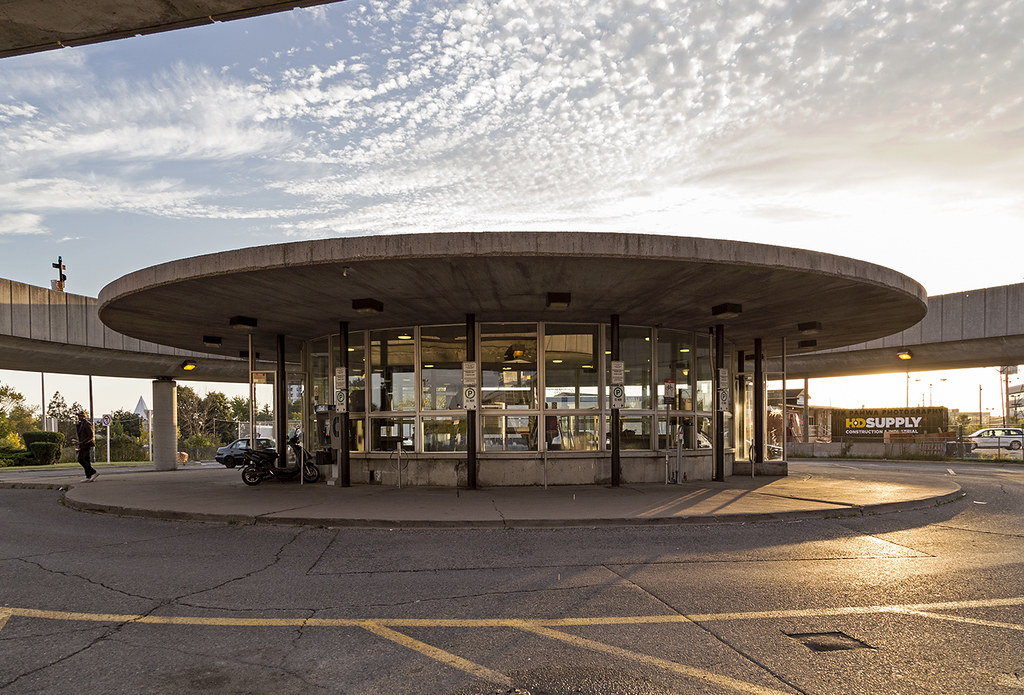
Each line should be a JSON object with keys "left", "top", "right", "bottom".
{"left": 788, "top": 441, "right": 952, "bottom": 459}
{"left": 345, "top": 453, "right": 731, "bottom": 486}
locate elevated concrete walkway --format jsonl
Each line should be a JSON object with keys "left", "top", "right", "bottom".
{"left": 0, "top": 278, "right": 256, "bottom": 381}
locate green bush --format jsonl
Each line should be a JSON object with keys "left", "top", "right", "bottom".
{"left": 0, "top": 446, "right": 37, "bottom": 467}
{"left": 28, "top": 442, "right": 61, "bottom": 465}
{"left": 22, "top": 431, "right": 66, "bottom": 448}
{"left": 110, "top": 435, "right": 147, "bottom": 462}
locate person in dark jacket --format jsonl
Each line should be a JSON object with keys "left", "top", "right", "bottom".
{"left": 74, "top": 411, "right": 98, "bottom": 482}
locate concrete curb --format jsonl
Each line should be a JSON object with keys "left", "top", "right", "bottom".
{"left": 59, "top": 484, "right": 966, "bottom": 529}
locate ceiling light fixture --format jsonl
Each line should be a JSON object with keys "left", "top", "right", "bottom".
{"left": 352, "top": 297, "right": 384, "bottom": 314}
{"left": 897, "top": 350, "right": 913, "bottom": 361}
{"left": 546, "top": 292, "right": 571, "bottom": 310}
{"left": 798, "top": 339, "right": 818, "bottom": 349}
{"left": 202, "top": 335, "right": 222, "bottom": 347}
{"left": 229, "top": 315, "right": 257, "bottom": 330}
{"left": 798, "top": 321, "right": 822, "bottom": 335}
{"left": 711, "top": 302, "right": 742, "bottom": 319}
{"left": 181, "top": 360, "right": 197, "bottom": 371}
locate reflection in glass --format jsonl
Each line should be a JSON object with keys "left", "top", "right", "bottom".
{"left": 606, "top": 415, "right": 652, "bottom": 450}
{"left": 544, "top": 324, "right": 599, "bottom": 409}
{"left": 482, "top": 415, "right": 538, "bottom": 451}
{"left": 421, "top": 325, "right": 466, "bottom": 410}
{"left": 767, "top": 378, "right": 785, "bottom": 460}
{"left": 656, "top": 329, "right": 692, "bottom": 410}
{"left": 697, "top": 416, "right": 713, "bottom": 449}
{"left": 371, "top": 417, "right": 415, "bottom": 451}
{"left": 696, "top": 334, "right": 713, "bottom": 411}
{"left": 481, "top": 324, "right": 537, "bottom": 409}
{"left": 331, "top": 333, "right": 366, "bottom": 413}
{"left": 349, "top": 417, "right": 365, "bottom": 452}
{"left": 310, "top": 337, "right": 329, "bottom": 408}
{"left": 545, "top": 414, "right": 599, "bottom": 451}
{"left": 422, "top": 416, "right": 468, "bottom": 452}
{"left": 370, "top": 329, "right": 416, "bottom": 411}
{"left": 606, "top": 326, "right": 651, "bottom": 409}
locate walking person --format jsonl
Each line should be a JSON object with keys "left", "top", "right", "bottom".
{"left": 73, "top": 411, "right": 99, "bottom": 482}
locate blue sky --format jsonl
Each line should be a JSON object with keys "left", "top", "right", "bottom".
{"left": 1, "top": 0, "right": 1023, "bottom": 416}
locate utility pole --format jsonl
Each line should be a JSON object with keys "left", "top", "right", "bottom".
{"left": 51, "top": 256, "right": 66, "bottom": 291}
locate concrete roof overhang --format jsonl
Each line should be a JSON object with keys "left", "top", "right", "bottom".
{"left": 0, "top": 0, "right": 341, "bottom": 59}
{"left": 783, "top": 336, "right": 1024, "bottom": 379}
{"left": 0, "top": 334, "right": 257, "bottom": 382}
{"left": 97, "top": 232, "right": 928, "bottom": 362}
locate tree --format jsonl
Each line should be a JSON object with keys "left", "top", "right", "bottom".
{"left": 46, "top": 392, "right": 85, "bottom": 444}
{"left": 228, "top": 396, "right": 249, "bottom": 422}
{"left": 110, "top": 409, "right": 143, "bottom": 439}
{"left": 177, "top": 387, "right": 237, "bottom": 446}
{"left": 0, "top": 382, "right": 38, "bottom": 447}
{"left": 204, "top": 391, "right": 235, "bottom": 444}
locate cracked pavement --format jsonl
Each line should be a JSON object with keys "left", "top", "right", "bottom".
{"left": 1, "top": 461, "right": 1024, "bottom": 693}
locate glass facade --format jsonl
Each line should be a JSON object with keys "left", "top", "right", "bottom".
{"left": 309, "top": 322, "right": 728, "bottom": 456}
{"left": 421, "top": 325, "right": 466, "bottom": 410}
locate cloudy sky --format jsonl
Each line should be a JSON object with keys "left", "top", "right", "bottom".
{"left": 1, "top": 0, "right": 1022, "bottom": 415}
{"left": 1, "top": 0, "right": 1022, "bottom": 299}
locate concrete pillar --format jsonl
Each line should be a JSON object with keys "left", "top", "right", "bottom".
{"left": 152, "top": 378, "right": 177, "bottom": 471}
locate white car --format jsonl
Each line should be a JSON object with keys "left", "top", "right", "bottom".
{"left": 968, "top": 428, "right": 1024, "bottom": 451}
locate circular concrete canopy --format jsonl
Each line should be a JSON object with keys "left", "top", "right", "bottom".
{"left": 98, "top": 232, "right": 927, "bottom": 361}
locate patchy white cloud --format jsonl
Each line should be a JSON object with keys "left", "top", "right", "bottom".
{"left": 1, "top": 0, "right": 1023, "bottom": 293}
{"left": 0, "top": 213, "right": 47, "bottom": 236}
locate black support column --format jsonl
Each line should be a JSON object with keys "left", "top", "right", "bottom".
{"left": 466, "top": 313, "right": 477, "bottom": 490}
{"left": 339, "top": 321, "right": 351, "bottom": 487}
{"left": 276, "top": 334, "right": 287, "bottom": 468}
{"left": 753, "top": 337, "right": 765, "bottom": 467}
{"left": 714, "top": 324, "right": 725, "bottom": 482}
{"left": 610, "top": 314, "right": 620, "bottom": 487}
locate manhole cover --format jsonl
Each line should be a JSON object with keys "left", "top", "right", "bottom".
{"left": 786, "top": 631, "right": 874, "bottom": 652}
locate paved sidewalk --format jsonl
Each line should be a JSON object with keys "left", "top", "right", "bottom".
{"left": 0, "top": 461, "right": 964, "bottom": 528}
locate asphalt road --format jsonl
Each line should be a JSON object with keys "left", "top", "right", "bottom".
{"left": 1, "top": 460, "right": 1023, "bottom": 694}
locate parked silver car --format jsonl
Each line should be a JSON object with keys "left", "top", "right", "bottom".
{"left": 967, "top": 428, "right": 1024, "bottom": 451}
{"left": 215, "top": 437, "right": 276, "bottom": 467}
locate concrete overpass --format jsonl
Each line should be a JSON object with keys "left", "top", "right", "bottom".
{"left": 0, "top": 278, "right": 273, "bottom": 472}
{"left": 784, "top": 283, "right": 1024, "bottom": 378}
{"left": 0, "top": 278, "right": 256, "bottom": 382}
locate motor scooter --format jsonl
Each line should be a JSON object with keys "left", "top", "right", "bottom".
{"left": 240, "top": 431, "right": 320, "bottom": 486}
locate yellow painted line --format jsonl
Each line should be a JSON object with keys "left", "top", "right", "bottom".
{"left": 890, "top": 608, "right": 1024, "bottom": 632}
{"left": 360, "top": 621, "right": 512, "bottom": 688}
{"left": 3, "top": 595, "right": 1023, "bottom": 630}
{"left": 0, "top": 609, "right": 10, "bottom": 633}
{"left": 515, "top": 623, "right": 794, "bottom": 695}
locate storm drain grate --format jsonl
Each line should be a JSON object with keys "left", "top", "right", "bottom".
{"left": 785, "top": 631, "right": 874, "bottom": 652}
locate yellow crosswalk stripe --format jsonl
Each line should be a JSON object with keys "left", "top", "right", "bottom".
{"left": 360, "top": 621, "right": 512, "bottom": 688}
{"left": 514, "top": 622, "right": 795, "bottom": 695}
